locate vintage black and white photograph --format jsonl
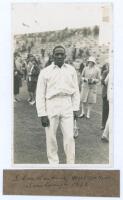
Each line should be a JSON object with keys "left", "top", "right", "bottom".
{"left": 13, "top": 3, "right": 113, "bottom": 165}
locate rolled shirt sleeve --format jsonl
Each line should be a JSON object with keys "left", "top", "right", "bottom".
{"left": 36, "top": 70, "right": 47, "bottom": 117}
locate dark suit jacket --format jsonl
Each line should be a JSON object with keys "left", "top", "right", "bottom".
{"left": 101, "top": 70, "right": 109, "bottom": 98}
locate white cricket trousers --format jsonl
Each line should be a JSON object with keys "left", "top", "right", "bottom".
{"left": 45, "top": 95, "right": 75, "bottom": 164}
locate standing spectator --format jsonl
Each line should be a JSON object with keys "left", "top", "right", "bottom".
{"left": 40, "top": 50, "right": 49, "bottom": 68}
{"left": 27, "top": 56, "right": 40, "bottom": 105}
{"left": 21, "top": 59, "right": 27, "bottom": 80}
{"left": 14, "top": 60, "right": 22, "bottom": 102}
{"left": 101, "top": 74, "right": 109, "bottom": 142}
{"left": 15, "top": 55, "right": 23, "bottom": 73}
{"left": 45, "top": 54, "right": 53, "bottom": 67}
{"left": 66, "top": 44, "right": 73, "bottom": 63}
{"left": 79, "top": 61, "right": 85, "bottom": 74}
{"left": 79, "top": 56, "right": 100, "bottom": 119}
{"left": 78, "top": 48, "right": 84, "bottom": 58}
{"left": 79, "top": 61, "right": 85, "bottom": 85}
{"left": 100, "top": 62, "right": 109, "bottom": 130}
{"left": 41, "top": 48, "right": 45, "bottom": 57}
{"left": 73, "top": 59, "right": 85, "bottom": 90}
{"left": 72, "top": 45, "right": 76, "bottom": 61}
{"left": 35, "top": 55, "right": 42, "bottom": 70}
{"left": 73, "top": 58, "right": 81, "bottom": 84}
{"left": 36, "top": 46, "right": 80, "bottom": 164}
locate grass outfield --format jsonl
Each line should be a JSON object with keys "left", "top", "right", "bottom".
{"left": 14, "top": 81, "right": 109, "bottom": 164}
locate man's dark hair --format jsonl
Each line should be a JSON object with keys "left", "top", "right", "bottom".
{"left": 53, "top": 45, "right": 65, "bottom": 55}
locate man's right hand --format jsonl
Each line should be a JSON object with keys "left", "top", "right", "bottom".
{"left": 40, "top": 116, "right": 50, "bottom": 127}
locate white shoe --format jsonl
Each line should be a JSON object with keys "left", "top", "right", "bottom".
{"left": 101, "top": 136, "right": 109, "bottom": 143}
{"left": 86, "top": 115, "right": 90, "bottom": 119}
{"left": 14, "top": 98, "right": 21, "bottom": 102}
{"left": 16, "top": 98, "right": 21, "bottom": 102}
{"left": 78, "top": 113, "right": 85, "bottom": 118}
{"left": 29, "top": 100, "right": 35, "bottom": 105}
{"left": 27, "top": 98, "right": 32, "bottom": 102}
{"left": 86, "top": 113, "right": 90, "bottom": 119}
{"left": 14, "top": 98, "right": 18, "bottom": 102}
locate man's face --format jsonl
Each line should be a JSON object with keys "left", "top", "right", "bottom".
{"left": 53, "top": 47, "right": 66, "bottom": 67}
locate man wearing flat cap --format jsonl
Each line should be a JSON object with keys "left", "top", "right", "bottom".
{"left": 36, "top": 45, "right": 80, "bottom": 164}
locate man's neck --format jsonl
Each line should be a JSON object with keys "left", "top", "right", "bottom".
{"left": 55, "top": 63, "right": 64, "bottom": 68}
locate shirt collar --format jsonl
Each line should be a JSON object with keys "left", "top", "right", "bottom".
{"left": 53, "top": 62, "right": 67, "bottom": 69}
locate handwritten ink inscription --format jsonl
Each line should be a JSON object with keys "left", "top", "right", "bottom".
{"left": 3, "top": 170, "right": 120, "bottom": 197}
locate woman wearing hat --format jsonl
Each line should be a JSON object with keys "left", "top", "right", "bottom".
{"left": 79, "top": 56, "right": 100, "bottom": 119}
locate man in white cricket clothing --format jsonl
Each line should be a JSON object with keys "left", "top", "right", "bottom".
{"left": 36, "top": 46, "right": 80, "bottom": 164}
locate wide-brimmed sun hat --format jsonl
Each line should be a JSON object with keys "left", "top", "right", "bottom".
{"left": 87, "top": 56, "right": 96, "bottom": 64}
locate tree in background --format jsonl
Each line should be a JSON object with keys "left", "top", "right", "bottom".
{"left": 82, "top": 27, "right": 88, "bottom": 37}
{"left": 87, "top": 27, "right": 92, "bottom": 36}
{"left": 93, "top": 25, "right": 99, "bottom": 38}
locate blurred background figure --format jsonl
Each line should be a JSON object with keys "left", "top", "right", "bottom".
{"left": 73, "top": 58, "right": 82, "bottom": 84}
{"left": 72, "top": 44, "right": 77, "bottom": 61}
{"left": 35, "top": 54, "right": 42, "bottom": 70}
{"left": 41, "top": 48, "right": 45, "bottom": 57}
{"left": 14, "top": 59, "right": 22, "bottom": 102}
{"left": 78, "top": 60, "right": 85, "bottom": 91}
{"left": 40, "top": 48, "right": 49, "bottom": 68}
{"left": 73, "top": 58, "right": 85, "bottom": 91}
{"left": 21, "top": 59, "right": 27, "bottom": 81}
{"left": 14, "top": 54, "right": 23, "bottom": 73}
{"left": 26, "top": 55, "right": 40, "bottom": 105}
{"left": 45, "top": 54, "right": 53, "bottom": 67}
{"left": 100, "top": 61, "right": 109, "bottom": 130}
{"left": 79, "top": 56, "right": 100, "bottom": 119}
{"left": 101, "top": 73, "right": 109, "bottom": 142}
